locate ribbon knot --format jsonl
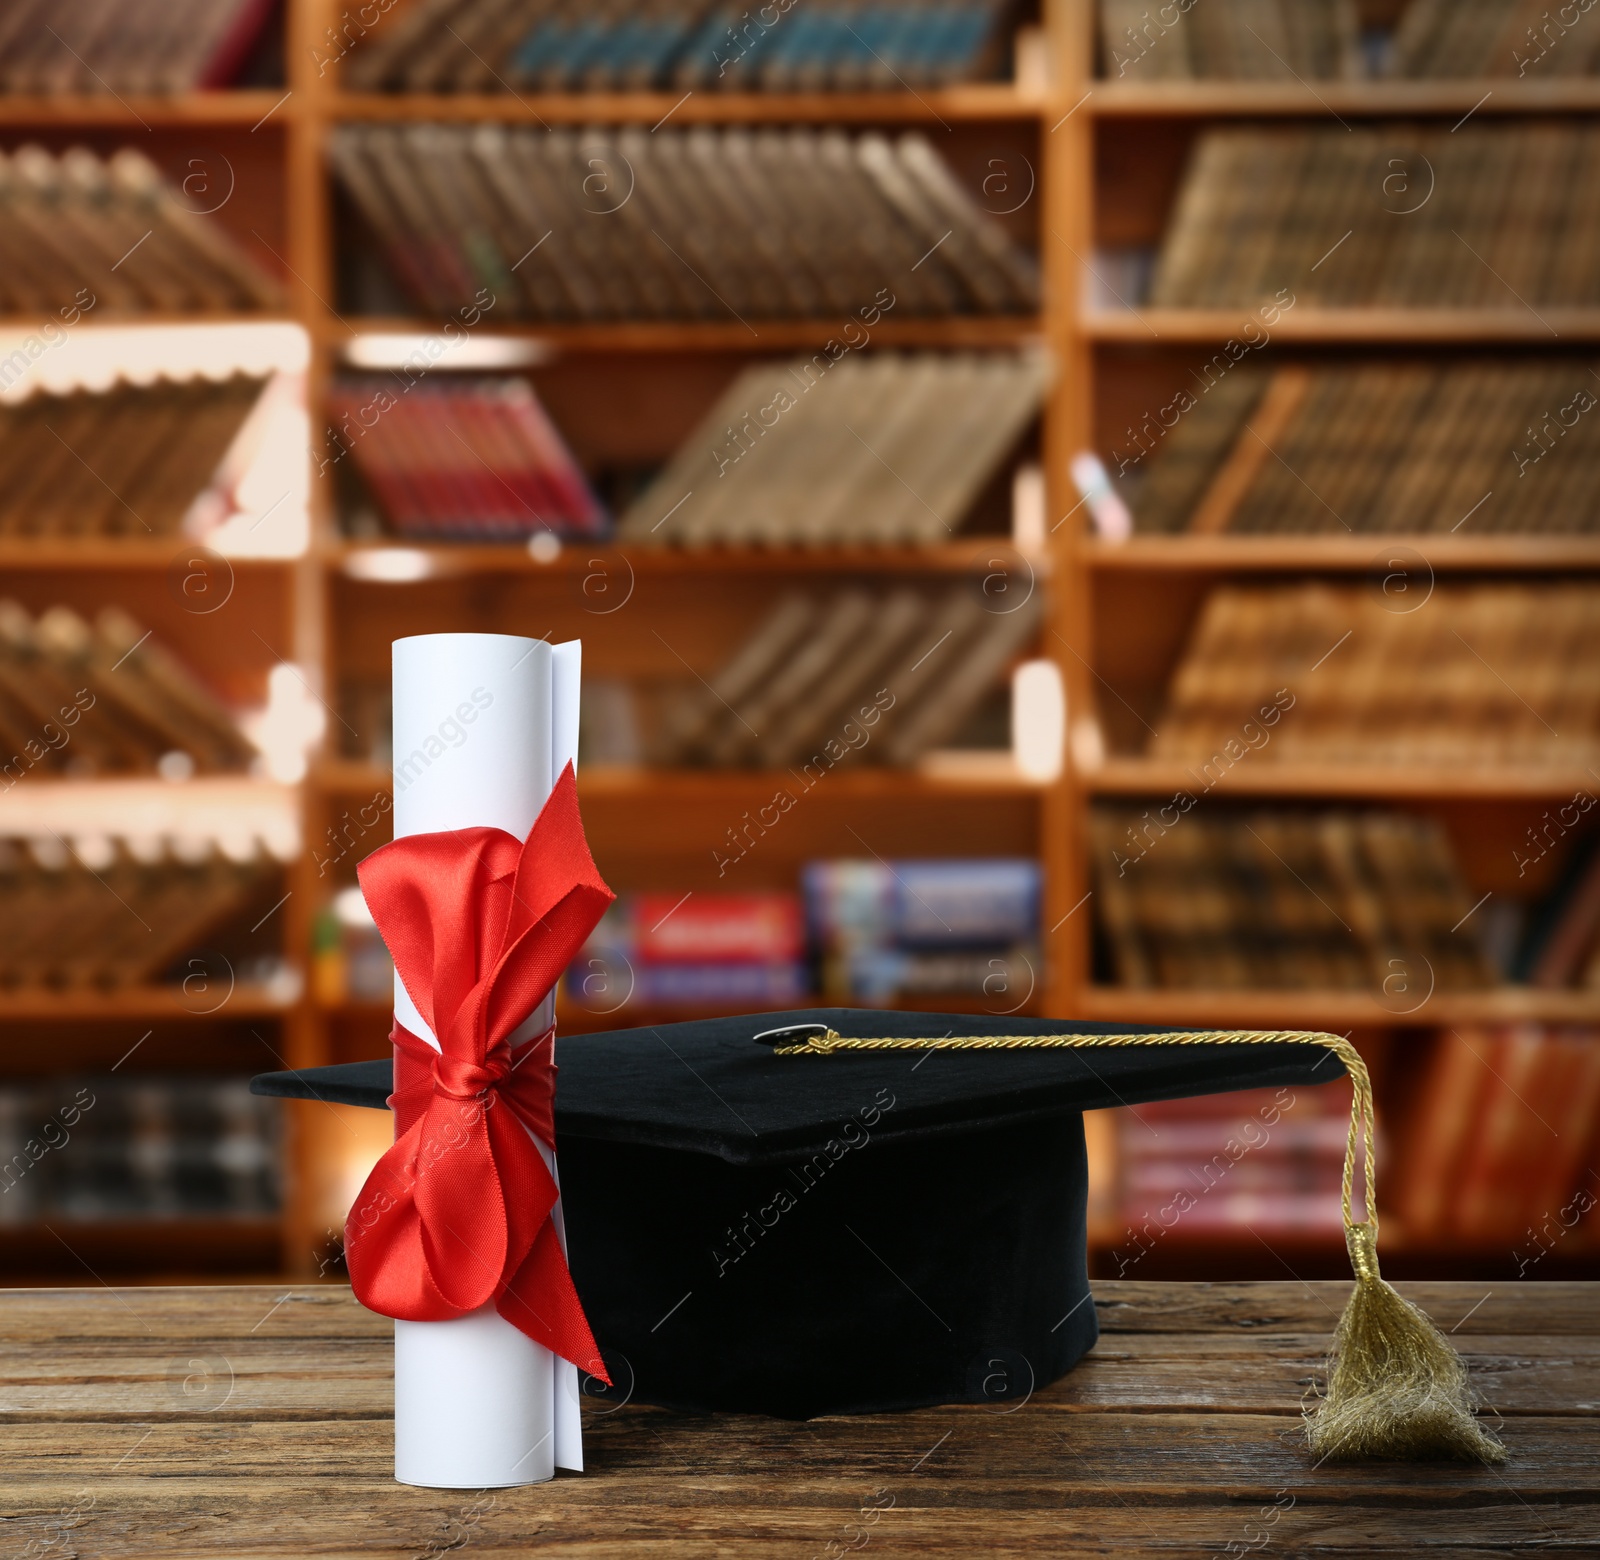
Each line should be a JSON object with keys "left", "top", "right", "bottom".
{"left": 431, "top": 1048, "right": 506, "bottom": 1101}
{"left": 342, "top": 765, "right": 614, "bottom": 1381}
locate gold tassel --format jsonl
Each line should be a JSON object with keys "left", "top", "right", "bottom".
{"left": 1305, "top": 1222, "right": 1505, "bottom": 1463}
{"left": 770, "top": 1025, "right": 1505, "bottom": 1464}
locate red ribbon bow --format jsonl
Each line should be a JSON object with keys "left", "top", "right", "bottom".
{"left": 345, "top": 764, "right": 614, "bottom": 1380}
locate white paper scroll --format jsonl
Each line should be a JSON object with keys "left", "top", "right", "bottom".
{"left": 388, "top": 633, "right": 585, "bottom": 1488}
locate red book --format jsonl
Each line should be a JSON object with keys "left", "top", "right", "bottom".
{"left": 1454, "top": 1026, "right": 1551, "bottom": 1241}
{"left": 632, "top": 894, "right": 803, "bottom": 965}
{"left": 1395, "top": 1027, "right": 1499, "bottom": 1240}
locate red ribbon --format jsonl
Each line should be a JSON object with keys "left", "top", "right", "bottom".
{"left": 344, "top": 763, "right": 614, "bottom": 1380}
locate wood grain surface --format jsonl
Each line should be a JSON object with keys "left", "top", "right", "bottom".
{"left": 2, "top": 1282, "right": 1594, "bottom": 1558}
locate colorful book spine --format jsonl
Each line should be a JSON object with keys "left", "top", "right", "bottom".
{"left": 330, "top": 377, "right": 609, "bottom": 542}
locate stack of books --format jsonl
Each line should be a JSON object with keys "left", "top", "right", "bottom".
{"left": 1090, "top": 805, "right": 1493, "bottom": 991}
{"left": 0, "top": 374, "right": 267, "bottom": 540}
{"left": 0, "top": 1076, "right": 280, "bottom": 1224}
{"left": 1126, "top": 360, "right": 1600, "bottom": 536}
{"left": 1390, "top": 0, "right": 1600, "bottom": 77}
{"left": 0, "top": 0, "right": 278, "bottom": 93}
{"left": 1110, "top": 1084, "right": 1352, "bottom": 1245}
{"left": 1151, "top": 582, "right": 1600, "bottom": 769}
{"left": 330, "top": 124, "right": 1039, "bottom": 320}
{"left": 348, "top": 0, "right": 1013, "bottom": 92}
{"left": 653, "top": 584, "right": 1040, "bottom": 769}
{"left": 0, "top": 147, "right": 281, "bottom": 315}
{"left": 1100, "top": 0, "right": 1362, "bottom": 81}
{"left": 0, "top": 604, "right": 256, "bottom": 782}
{"left": 1397, "top": 1026, "right": 1600, "bottom": 1247}
{"left": 568, "top": 892, "right": 806, "bottom": 1009}
{"left": 0, "top": 834, "right": 279, "bottom": 990}
{"left": 804, "top": 857, "right": 1039, "bottom": 1002}
{"left": 621, "top": 350, "right": 1049, "bottom": 546}
{"left": 1150, "top": 123, "right": 1600, "bottom": 309}
{"left": 329, "top": 376, "right": 609, "bottom": 541}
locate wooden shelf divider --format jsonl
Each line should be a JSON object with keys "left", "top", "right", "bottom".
{"left": 1088, "top": 77, "right": 1600, "bottom": 117}
{"left": 332, "top": 84, "right": 1046, "bottom": 124}
{"left": 1079, "top": 535, "right": 1600, "bottom": 573}
{"left": 1083, "top": 307, "right": 1600, "bottom": 344}
{"left": 1085, "top": 760, "right": 1600, "bottom": 802}
{"left": 320, "top": 313, "right": 1045, "bottom": 353}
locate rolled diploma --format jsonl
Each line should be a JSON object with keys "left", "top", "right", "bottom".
{"left": 389, "top": 633, "right": 585, "bottom": 1488}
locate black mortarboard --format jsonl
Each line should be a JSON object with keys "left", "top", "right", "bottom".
{"left": 253, "top": 1009, "right": 1347, "bottom": 1419}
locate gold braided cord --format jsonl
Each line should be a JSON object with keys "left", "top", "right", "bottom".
{"left": 775, "top": 1025, "right": 1502, "bottom": 1464}
{"left": 775, "top": 1027, "right": 1377, "bottom": 1245}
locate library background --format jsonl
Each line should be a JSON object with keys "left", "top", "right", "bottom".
{"left": 1, "top": 0, "right": 1597, "bottom": 1288}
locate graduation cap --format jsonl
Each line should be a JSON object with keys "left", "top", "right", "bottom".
{"left": 254, "top": 1007, "right": 1502, "bottom": 1462}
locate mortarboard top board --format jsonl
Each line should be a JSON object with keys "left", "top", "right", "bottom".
{"left": 253, "top": 1008, "right": 1347, "bottom": 1420}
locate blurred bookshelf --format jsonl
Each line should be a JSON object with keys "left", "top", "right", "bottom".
{"left": 1067, "top": 0, "right": 1600, "bottom": 1280}
{"left": 2, "top": 0, "right": 1599, "bottom": 1287}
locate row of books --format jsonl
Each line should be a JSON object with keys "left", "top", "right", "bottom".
{"left": 1398, "top": 1026, "right": 1600, "bottom": 1245}
{"left": 1090, "top": 805, "right": 1491, "bottom": 992}
{"left": 1151, "top": 582, "right": 1600, "bottom": 770}
{"left": 0, "top": 0, "right": 277, "bottom": 95}
{"left": 655, "top": 583, "right": 1040, "bottom": 769}
{"left": 1390, "top": 0, "right": 1600, "bottom": 79}
{"left": 562, "top": 860, "right": 1041, "bottom": 1009}
{"left": 0, "top": 147, "right": 280, "bottom": 316}
{"left": 0, "top": 1076, "right": 280, "bottom": 1224}
{"left": 1151, "top": 124, "right": 1600, "bottom": 310}
{"left": 805, "top": 856, "right": 1038, "bottom": 1002}
{"left": 330, "top": 376, "right": 608, "bottom": 541}
{"left": 1127, "top": 361, "right": 1600, "bottom": 537}
{"left": 1110, "top": 1084, "right": 1352, "bottom": 1241}
{"left": 330, "top": 124, "right": 1038, "bottom": 321}
{"left": 621, "top": 350, "right": 1048, "bottom": 547}
{"left": 0, "top": 833, "right": 278, "bottom": 990}
{"left": 340, "top": 587, "right": 1031, "bottom": 770}
{"left": 0, "top": 604, "right": 254, "bottom": 780}
{"left": 348, "top": 0, "right": 1012, "bottom": 93}
{"left": 1101, "top": 0, "right": 1363, "bottom": 82}
{"left": 1102, "top": 0, "right": 1600, "bottom": 80}
{"left": 318, "top": 864, "right": 1043, "bottom": 1012}
{"left": 572, "top": 893, "right": 808, "bottom": 1009}
{"left": 0, "top": 375, "right": 266, "bottom": 540}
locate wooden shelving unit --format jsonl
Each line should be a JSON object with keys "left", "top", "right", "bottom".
{"left": 1059, "top": 0, "right": 1600, "bottom": 1278}
{"left": 272, "top": 0, "right": 1071, "bottom": 1275}
{"left": 7, "top": 0, "right": 1596, "bottom": 1282}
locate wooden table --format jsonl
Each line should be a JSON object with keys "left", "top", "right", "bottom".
{"left": 4, "top": 1281, "right": 1595, "bottom": 1557}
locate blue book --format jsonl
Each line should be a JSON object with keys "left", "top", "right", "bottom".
{"left": 803, "top": 859, "right": 1041, "bottom": 950}
{"left": 892, "top": 859, "right": 1041, "bottom": 947}
{"left": 674, "top": 4, "right": 744, "bottom": 86}
{"left": 509, "top": 18, "right": 591, "bottom": 81}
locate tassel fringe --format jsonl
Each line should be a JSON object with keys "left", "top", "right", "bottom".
{"left": 1305, "top": 1223, "right": 1504, "bottom": 1463}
